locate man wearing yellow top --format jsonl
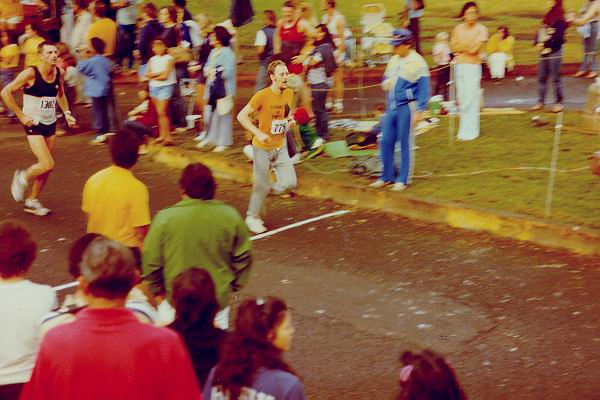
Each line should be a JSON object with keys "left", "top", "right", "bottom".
{"left": 237, "top": 60, "right": 297, "bottom": 234}
{"left": 21, "top": 25, "right": 45, "bottom": 68}
{"left": 82, "top": 131, "right": 151, "bottom": 262}
{"left": 86, "top": 0, "right": 117, "bottom": 56}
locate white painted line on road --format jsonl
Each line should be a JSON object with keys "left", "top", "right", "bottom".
{"left": 52, "top": 209, "right": 351, "bottom": 293}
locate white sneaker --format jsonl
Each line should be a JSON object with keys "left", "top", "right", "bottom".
{"left": 245, "top": 216, "right": 267, "bottom": 234}
{"left": 90, "top": 134, "right": 107, "bottom": 144}
{"left": 333, "top": 101, "right": 344, "bottom": 114}
{"left": 174, "top": 127, "right": 188, "bottom": 133}
{"left": 311, "top": 137, "right": 324, "bottom": 149}
{"left": 290, "top": 153, "right": 302, "bottom": 164}
{"left": 104, "top": 132, "right": 117, "bottom": 137}
{"left": 196, "top": 138, "right": 211, "bottom": 149}
{"left": 390, "top": 182, "right": 407, "bottom": 192}
{"left": 23, "top": 199, "right": 50, "bottom": 216}
{"left": 193, "top": 131, "right": 207, "bottom": 141}
{"left": 243, "top": 144, "right": 254, "bottom": 161}
{"left": 368, "top": 180, "right": 391, "bottom": 189}
{"left": 326, "top": 100, "right": 333, "bottom": 111}
{"left": 212, "top": 145, "right": 228, "bottom": 152}
{"left": 11, "top": 170, "right": 27, "bottom": 202}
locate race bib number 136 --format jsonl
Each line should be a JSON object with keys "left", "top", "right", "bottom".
{"left": 271, "top": 119, "right": 288, "bottom": 135}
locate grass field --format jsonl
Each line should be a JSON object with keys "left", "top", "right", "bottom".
{"left": 161, "top": 0, "right": 591, "bottom": 68}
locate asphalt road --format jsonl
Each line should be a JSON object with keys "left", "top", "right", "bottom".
{"left": 1, "top": 105, "right": 599, "bottom": 399}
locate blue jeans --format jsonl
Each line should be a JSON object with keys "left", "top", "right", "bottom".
{"left": 311, "top": 82, "right": 329, "bottom": 139}
{"left": 538, "top": 49, "right": 563, "bottom": 104}
{"left": 579, "top": 22, "right": 598, "bottom": 73}
{"left": 91, "top": 96, "right": 110, "bottom": 134}
{"left": 0, "top": 68, "right": 17, "bottom": 116}
{"left": 116, "top": 24, "right": 136, "bottom": 69}
{"left": 380, "top": 104, "right": 414, "bottom": 184}
{"left": 255, "top": 62, "right": 268, "bottom": 91}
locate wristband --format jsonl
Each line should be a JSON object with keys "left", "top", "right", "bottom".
{"left": 65, "top": 111, "right": 72, "bottom": 116}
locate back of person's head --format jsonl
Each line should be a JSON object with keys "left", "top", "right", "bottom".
{"left": 172, "top": 268, "right": 219, "bottom": 327}
{"left": 397, "top": 349, "right": 466, "bottom": 400}
{"left": 110, "top": 131, "right": 140, "bottom": 169}
{"left": 29, "top": 23, "right": 42, "bottom": 36}
{"left": 90, "top": 37, "right": 105, "bottom": 55}
{"left": 68, "top": 233, "right": 104, "bottom": 278}
{"left": 93, "top": 0, "right": 107, "bottom": 17}
{"left": 173, "top": 0, "right": 186, "bottom": 8}
{"left": 213, "top": 25, "right": 232, "bottom": 47}
{"left": 499, "top": 26, "right": 509, "bottom": 39}
{"left": 264, "top": 10, "right": 276, "bottom": 26}
{"left": 0, "top": 220, "right": 36, "bottom": 279}
{"left": 142, "top": 2, "right": 158, "bottom": 19}
{"left": 282, "top": 0, "right": 295, "bottom": 9}
{"left": 326, "top": 0, "right": 335, "bottom": 9}
{"left": 180, "top": 163, "right": 216, "bottom": 200}
{"left": 543, "top": 0, "right": 564, "bottom": 25}
{"left": 214, "top": 297, "right": 294, "bottom": 398}
{"left": 163, "top": 6, "right": 178, "bottom": 23}
{"left": 314, "top": 24, "right": 334, "bottom": 47}
{"left": 76, "top": 0, "right": 89, "bottom": 10}
{"left": 79, "top": 237, "right": 138, "bottom": 300}
{"left": 3, "top": 30, "right": 18, "bottom": 45}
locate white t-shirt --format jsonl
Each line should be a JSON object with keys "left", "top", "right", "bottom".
{"left": 148, "top": 54, "right": 177, "bottom": 87}
{"left": 0, "top": 280, "right": 57, "bottom": 385}
{"left": 113, "top": 0, "right": 141, "bottom": 26}
{"left": 255, "top": 30, "right": 267, "bottom": 46}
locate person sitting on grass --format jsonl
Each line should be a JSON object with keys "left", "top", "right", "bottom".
{"left": 0, "top": 221, "right": 57, "bottom": 400}
{"left": 123, "top": 88, "right": 165, "bottom": 155}
{"left": 397, "top": 349, "right": 466, "bottom": 400}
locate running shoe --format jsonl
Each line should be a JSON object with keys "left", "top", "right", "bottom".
{"left": 10, "top": 170, "right": 27, "bottom": 202}
{"left": 245, "top": 216, "right": 267, "bottom": 234}
{"left": 212, "top": 145, "right": 228, "bottom": 152}
{"left": 390, "top": 183, "right": 407, "bottom": 192}
{"left": 368, "top": 180, "right": 391, "bottom": 189}
{"left": 193, "top": 131, "right": 207, "bottom": 141}
{"left": 90, "top": 134, "right": 107, "bottom": 145}
{"left": 23, "top": 199, "right": 50, "bottom": 216}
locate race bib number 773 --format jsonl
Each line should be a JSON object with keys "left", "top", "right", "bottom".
{"left": 271, "top": 118, "right": 288, "bottom": 135}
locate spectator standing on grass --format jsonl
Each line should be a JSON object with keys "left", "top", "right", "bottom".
{"left": 144, "top": 37, "right": 176, "bottom": 146}
{"left": 531, "top": 0, "right": 568, "bottom": 113}
{"left": 20, "top": 237, "right": 202, "bottom": 400}
{"left": 143, "top": 163, "right": 252, "bottom": 329}
{"left": 397, "top": 349, "right": 466, "bottom": 400}
{"left": 255, "top": 10, "right": 277, "bottom": 91}
{"left": 485, "top": 26, "right": 515, "bottom": 80}
{"left": 196, "top": 26, "right": 236, "bottom": 153}
{"left": 70, "top": 0, "right": 93, "bottom": 106}
{"left": 87, "top": 1, "right": 117, "bottom": 57}
{"left": 0, "top": 221, "right": 57, "bottom": 400}
{"left": 237, "top": 60, "right": 297, "bottom": 234}
{"left": 569, "top": 0, "right": 599, "bottom": 79}
{"left": 173, "top": 0, "right": 191, "bottom": 23}
{"left": 82, "top": 131, "right": 151, "bottom": 263}
{"left": 204, "top": 297, "right": 305, "bottom": 400}
{"left": 111, "top": 0, "right": 141, "bottom": 72}
{"left": 21, "top": 24, "right": 46, "bottom": 68}
{"left": 432, "top": 31, "right": 451, "bottom": 99}
{"left": 451, "top": 1, "right": 488, "bottom": 141}
{"left": 321, "top": 0, "right": 349, "bottom": 114}
{"left": 0, "top": 30, "right": 20, "bottom": 119}
{"left": 136, "top": 2, "right": 163, "bottom": 78}
{"left": 77, "top": 38, "right": 114, "bottom": 144}
{"left": 168, "top": 269, "right": 227, "bottom": 389}
{"left": 189, "top": 13, "right": 213, "bottom": 139}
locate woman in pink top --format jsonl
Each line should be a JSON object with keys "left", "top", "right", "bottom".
{"left": 451, "top": 2, "right": 488, "bottom": 141}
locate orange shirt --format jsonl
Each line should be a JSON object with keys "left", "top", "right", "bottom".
{"left": 249, "top": 87, "right": 294, "bottom": 151}
{"left": 0, "top": 0, "right": 23, "bottom": 20}
{"left": 451, "top": 22, "right": 488, "bottom": 64}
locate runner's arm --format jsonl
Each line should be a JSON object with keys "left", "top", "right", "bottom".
{"left": 1, "top": 68, "right": 35, "bottom": 125}
{"left": 237, "top": 103, "right": 270, "bottom": 143}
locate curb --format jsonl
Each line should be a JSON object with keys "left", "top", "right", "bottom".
{"left": 152, "top": 146, "right": 600, "bottom": 257}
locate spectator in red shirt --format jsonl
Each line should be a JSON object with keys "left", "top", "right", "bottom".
{"left": 20, "top": 236, "right": 202, "bottom": 400}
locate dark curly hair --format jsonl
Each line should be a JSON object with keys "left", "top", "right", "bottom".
{"left": 397, "top": 349, "right": 466, "bottom": 400}
{"left": 211, "top": 297, "right": 296, "bottom": 399}
{"left": 0, "top": 220, "right": 36, "bottom": 278}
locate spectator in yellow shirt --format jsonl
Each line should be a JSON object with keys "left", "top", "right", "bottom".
{"left": 485, "top": 26, "right": 515, "bottom": 79}
{"left": 87, "top": 0, "right": 117, "bottom": 56}
{"left": 21, "top": 24, "right": 46, "bottom": 68}
{"left": 0, "top": 0, "right": 24, "bottom": 31}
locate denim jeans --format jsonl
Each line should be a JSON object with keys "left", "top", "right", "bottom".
{"left": 169, "top": 64, "right": 187, "bottom": 127}
{"left": 116, "top": 24, "right": 137, "bottom": 69}
{"left": 92, "top": 96, "right": 110, "bottom": 134}
{"left": 0, "top": 68, "right": 17, "bottom": 116}
{"left": 311, "top": 82, "right": 329, "bottom": 139}
{"left": 579, "top": 22, "right": 598, "bottom": 73}
{"left": 255, "top": 62, "right": 268, "bottom": 91}
{"left": 538, "top": 49, "right": 563, "bottom": 104}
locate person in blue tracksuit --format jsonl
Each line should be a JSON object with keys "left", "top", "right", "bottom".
{"left": 370, "top": 28, "right": 430, "bottom": 191}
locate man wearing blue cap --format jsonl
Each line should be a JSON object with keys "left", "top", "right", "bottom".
{"left": 369, "top": 28, "right": 430, "bottom": 191}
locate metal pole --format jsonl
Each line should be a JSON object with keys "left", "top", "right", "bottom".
{"left": 544, "top": 111, "right": 563, "bottom": 218}
{"left": 448, "top": 64, "right": 455, "bottom": 146}
{"left": 360, "top": 64, "right": 366, "bottom": 117}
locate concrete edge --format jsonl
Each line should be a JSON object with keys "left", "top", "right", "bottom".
{"left": 152, "top": 146, "right": 600, "bottom": 257}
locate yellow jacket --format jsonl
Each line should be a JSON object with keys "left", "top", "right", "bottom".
{"left": 486, "top": 32, "right": 515, "bottom": 69}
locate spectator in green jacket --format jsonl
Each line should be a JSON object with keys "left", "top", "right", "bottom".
{"left": 142, "top": 163, "right": 252, "bottom": 328}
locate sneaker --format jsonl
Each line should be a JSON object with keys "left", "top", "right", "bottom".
{"left": 390, "top": 182, "right": 407, "bottom": 192}
{"left": 333, "top": 101, "right": 344, "bottom": 114}
{"left": 90, "top": 134, "right": 107, "bottom": 144}
{"left": 196, "top": 138, "right": 212, "bottom": 149}
{"left": 11, "top": 170, "right": 27, "bottom": 202}
{"left": 243, "top": 144, "right": 254, "bottom": 161}
{"left": 23, "top": 199, "right": 50, "bottom": 216}
{"left": 368, "top": 179, "right": 391, "bottom": 189}
{"left": 212, "top": 145, "right": 228, "bottom": 152}
{"left": 174, "top": 127, "right": 188, "bottom": 134}
{"left": 304, "top": 144, "right": 324, "bottom": 159}
{"left": 138, "top": 144, "right": 148, "bottom": 155}
{"left": 529, "top": 104, "right": 544, "bottom": 111}
{"left": 245, "top": 216, "right": 267, "bottom": 234}
{"left": 551, "top": 104, "right": 564, "bottom": 113}
{"left": 326, "top": 100, "right": 333, "bottom": 111}
{"left": 311, "top": 137, "right": 324, "bottom": 149}
{"left": 104, "top": 132, "right": 117, "bottom": 137}
{"left": 573, "top": 71, "right": 585, "bottom": 78}
{"left": 193, "top": 131, "right": 207, "bottom": 141}
{"left": 586, "top": 72, "right": 598, "bottom": 79}
{"left": 290, "top": 153, "right": 302, "bottom": 164}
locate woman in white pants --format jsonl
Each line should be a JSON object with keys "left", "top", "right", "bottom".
{"left": 451, "top": 2, "right": 488, "bottom": 141}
